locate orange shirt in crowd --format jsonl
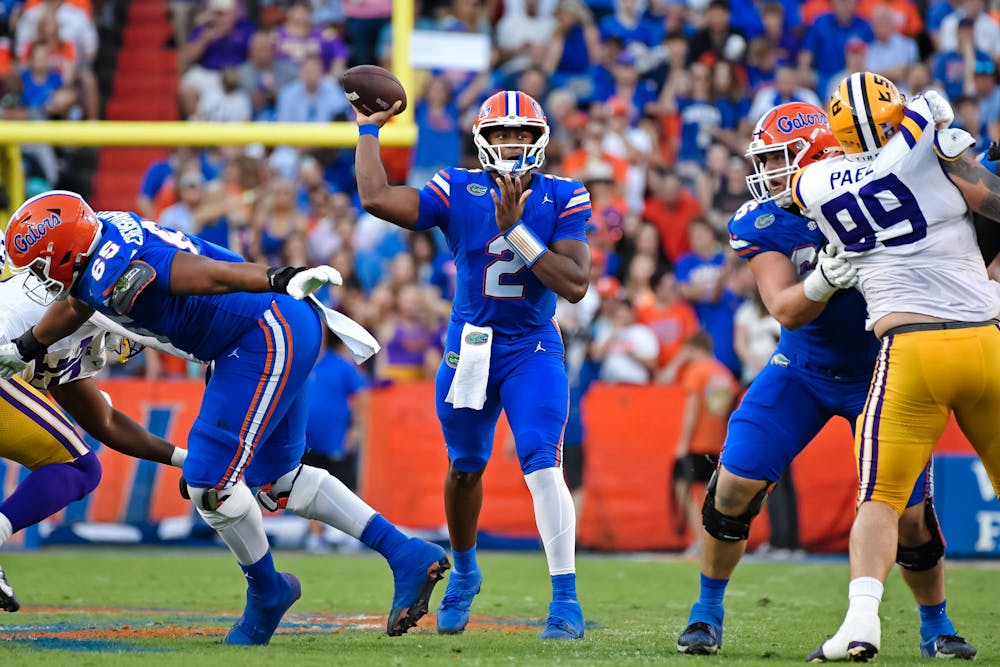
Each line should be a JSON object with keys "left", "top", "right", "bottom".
{"left": 637, "top": 300, "right": 700, "bottom": 368}
{"left": 680, "top": 357, "right": 738, "bottom": 456}
{"left": 24, "top": 0, "right": 92, "bottom": 14}
{"left": 800, "top": 0, "right": 832, "bottom": 26}
{"left": 643, "top": 191, "right": 701, "bottom": 263}
{"left": 858, "top": 0, "right": 923, "bottom": 37}
{"left": 561, "top": 150, "right": 629, "bottom": 184}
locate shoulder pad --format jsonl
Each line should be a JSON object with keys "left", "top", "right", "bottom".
{"left": 934, "top": 128, "right": 976, "bottom": 161}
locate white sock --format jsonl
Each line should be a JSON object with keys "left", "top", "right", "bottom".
{"left": 286, "top": 466, "right": 376, "bottom": 539}
{"left": 847, "top": 577, "right": 884, "bottom": 616}
{"left": 524, "top": 467, "right": 576, "bottom": 576}
{"left": 0, "top": 513, "right": 11, "bottom": 547}
{"left": 192, "top": 484, "right": 270, "bottom": 566}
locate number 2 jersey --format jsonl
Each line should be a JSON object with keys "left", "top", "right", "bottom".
{"left": 72, "top": 211, "right": 274, "bottom": 362}
{"left": 416, "top": 168, "right": 590, "bottom": 336}
{"left": 729, "top": 198, "right": 879, "bottom": 377}
{"left": 793, "top": 95, "right": 1000, "bottom": 329}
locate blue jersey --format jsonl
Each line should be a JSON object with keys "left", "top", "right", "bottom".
{"left": 728, "top": 199, "right": 879, "bottom": 377}
{"left": 416, "top": 168, "right": 590, "bottom": 336}
{"left": 72, "top": 211, "right": 274, "bottom": 362}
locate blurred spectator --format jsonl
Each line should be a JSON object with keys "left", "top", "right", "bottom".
{"left": 275, "top": 54, "right": 349, "bottom": 122}
{"left": 674, "top": 217, "right": 741, "bottom": 376}
{"left": 409, "top": 229, "right": 455, "bottom": 300}
{"left": 18, "top": 42, "right": 71, "bottom": 118}
{"left": 703, "top": 155, "right": 750, "bottom": 230}
{"left": 732, "top": 287, "right": 780, "bottom": 385}
{"left": 712, "top": 59, "right": 752, "bottom": 153}
{"left": 688, "top": 0, "right": 747, "bottom": 65}
{"left": 274, "top": 0, "right": 349, "bottom": 79}
{"left": 865, "top": 4, "right": 918, "bottom": 83}
{"left": 659, "top": 62, "right": 723, "bottom": 180}
{"left": 496, "top": 0, "right": 556, "bottom": 74}
{"left": 799, "top": 0, "right": 873, "bottom": 97}
{"left": 136, "top": 146, "right": 220, "bottom": 220}
{"left": 16, "top": 0, "right": 97, "bottom": 65}
{"left": 602, "top": 96, "right": 655, "bottom": 211}
{"left": 178, "top": 0, "right": 254, "bottom": 118}
{"left": 623, "top": 252, "right": 657, "bottom": 308}
{"left": 972, "top": 57, "right": 1000, "bottom": 136}
{"left": 238, "top": 30, "right": 295, "bottom": 120}
{"left": 937, "top": 0, "right": 1000, "bottom": 61}
{"left": 344, "top": 0, "right": 390, "bottom": 66}
{"left": 376, "top": 283, "right": 441, "bottom": 382}
{"left": 590, "top": 296, "right": 659, "bottom": 384}
{"left": 158, "top": 169, "right": 205, "bottom": 236}
{"left": 543, "top": 0, "right": 601, "bottom": 93}
{"left": 932, "top": 16, "right": 987, "bottom": 99}
{"left": 439, "top": 0, "right": 491, "bottom": 33}
{"left": 759, "top": 1, "right": 802, "bottom": 66}
{"left": 643, "top": 167, "right": 701, "bottom": 264}
{"left": 954, "top": 94, "right": 987, "bottom": 149}
{"left": 194, "top": 65, "right": 252, "bottom": 121}
{"left": 748, "top": 65, "right": 821, "bottom": 123}
{"left": 170, "top": 0, "right": 200, "bottom": 48}
{"left": 858, "top": 0, "right": 923, "bottom": 38}
{"left": 660, "top": 330, "right": 738, "bottom": 555}
{"left": 302, "top": 333, "right": 369, "bottom": 553}
{"left": 250, "top": 176, "right": 307, "bottom": 263}
{"left": 826, "top": 36, "right": 870, "bottom": 98}
{"left": 598, "top": 0, "right": 664, "bottom": 53}
{"left": 637, "top": 271, "right": 700, "bottom": 369}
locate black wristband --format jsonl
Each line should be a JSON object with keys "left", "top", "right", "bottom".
{"left": 13, "top": 328, "right": 47, "bottom": 362}
{"left": 988, "top": 142, "right": 1000, "bottom": 170}
{"left": 266, "top": 266, "right": 305, "bottom": 294}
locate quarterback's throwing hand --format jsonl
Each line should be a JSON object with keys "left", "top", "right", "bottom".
{"left": 285, "top": 265, "right": 343, "bottom": 299}
{"left": 0, "top": 342, "right": 29, "bottom": 379}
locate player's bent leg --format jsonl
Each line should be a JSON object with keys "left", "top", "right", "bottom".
{"left": 189, "top": 483, "right": 299, "bottom": 645}
{"left": 256, "top": 464, "right": 450, "bottom": 636}
{"left": 678, "top": 468, "right": 769, "bottom": 655}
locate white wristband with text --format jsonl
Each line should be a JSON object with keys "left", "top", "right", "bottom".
{"left": 504, "top": 222, "right": 548, "bottom": 267}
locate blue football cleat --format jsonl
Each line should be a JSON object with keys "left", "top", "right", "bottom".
{"left": 678, "top": 621, "right": 721, "bottom": 654}
{"left": 540, "top": 599, "right": 584, "bottom": 640}
{"left": 224, "top": 572, "right": 301, "bottom": 645}
{"left": 0, "top": 564, "right": 20, "bottom": 612}
{"left": 387, "top": 538, "right": 450, "bottom": 636}
{"left": 436, "top": 568, "right": 482, "bottom": 634}
{"left": 921, "top": 634, "right": 977, "bottom": 660}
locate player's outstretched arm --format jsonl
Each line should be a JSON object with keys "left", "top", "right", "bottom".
{"left": 32, "top": 297, "right": 95, "bottom": 346}
{"left": 354, "top": 102, "right": 421, "bottom": 230}
{"left": 748, "top": 251, "right": 828, "bottom": 330}
{"left": 49, "top": 378, "right": 184, "bottom": 467}
{"left": 941, "top": 150, "right": 1000, "bottom": 223}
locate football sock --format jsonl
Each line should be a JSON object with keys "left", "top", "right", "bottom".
{"left": 919, "top": 601, "right": 956, "bottom": 641}
{"left": 688, "top": 574, "right": 728, "bottom": 626}
{"left": 846, "top": 577, "right": 884, "bottom": 617}
{"left": 360, "top": 514, "right": 409, "bottom": 565}
{"left": 240, "top": 550, "right": 282, "bottom": 596}
{"left": 284, "top": 465, "right": 376, "bottom": 539}
{"left": 524, "top": 467, "right": 576, "bottom": 576}
{"left": 452, "top": 545, "right": 478, "bottom": 574}
{"left": 0, "top": 453, "right": 100, "bottom": 533}
{"left": 552, "top": 573, "right": 578, "bottom": 602}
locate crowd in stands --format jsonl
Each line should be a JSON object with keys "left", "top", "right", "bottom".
{"left": 103, "top": 0, "right": 1000, "bottom": 402}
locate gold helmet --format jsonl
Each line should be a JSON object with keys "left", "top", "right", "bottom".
{"left": 828, "top": 71, "right": 905, "bottom": 162}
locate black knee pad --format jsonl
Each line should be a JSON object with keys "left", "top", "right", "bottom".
{"left": 896, "top": 498, "right": 945, "bottom": 571}
{"left": 701, "top": 470, "right": 768, "bottom": 542}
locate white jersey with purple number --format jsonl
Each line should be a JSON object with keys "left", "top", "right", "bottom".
{"left": 793, "top": 95, "right": 1000, "bottom": 329}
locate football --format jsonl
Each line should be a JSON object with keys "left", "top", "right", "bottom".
{"left": 342, "top": 65, "right": 407, "bottom": 116}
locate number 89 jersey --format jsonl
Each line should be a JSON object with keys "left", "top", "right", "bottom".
{"left": 417, "top": 168, "right": 590, "bottom": 336}
{"left": 792, "top": 95, "right": 1000, "bottom": 330}
{"left": 71, "top": 211, "right": 273, "bottom": 362}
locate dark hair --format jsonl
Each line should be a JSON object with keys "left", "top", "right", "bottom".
{"left": 685, "top": 330, "right": 715, "bottom": 353}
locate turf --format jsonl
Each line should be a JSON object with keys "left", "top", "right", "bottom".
{"left": 0, "top": 548, "right": 997, "bottom": 665}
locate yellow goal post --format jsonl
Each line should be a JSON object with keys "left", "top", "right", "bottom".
{"left": 0, "top": 0, "right": 417, "bottom": 223}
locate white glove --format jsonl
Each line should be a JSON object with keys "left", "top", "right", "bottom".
{"left": 923, "top": 90, "right": 953, "bottom": 130}
{"left": 285, "top": 265, "right": 343, "bottom": 300}
{"left": 0, "top": 342, "right": 30, "bottom": 379}
{"left": 803, "top": 246, "right": 858, "bottom": 302}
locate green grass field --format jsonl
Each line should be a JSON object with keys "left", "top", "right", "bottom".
{"left": 0, "top": 548, "right": 997, "bottom": 665}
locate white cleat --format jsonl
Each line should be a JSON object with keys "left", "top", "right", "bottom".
{"left": 0, "top": 563, "right": 20, "bottom": 612}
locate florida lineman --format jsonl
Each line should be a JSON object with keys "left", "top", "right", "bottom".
{"left": 676, "top": 102, "right": 976, "bottom": 660}
{"left": 0, "top": 260, "right": 185, "bottom": 611}
{"left": 793, "top": 73, "right": 1000, "bottom": 661}
{"left": 0, "top": 192, "right": 451, "bottom": 643}
{"left": 354, "top": 91, "right": 591, "bottom": 639}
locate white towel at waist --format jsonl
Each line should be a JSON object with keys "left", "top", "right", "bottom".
{"left": 445, "top": 323, "right": 493, "bottom": 410}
